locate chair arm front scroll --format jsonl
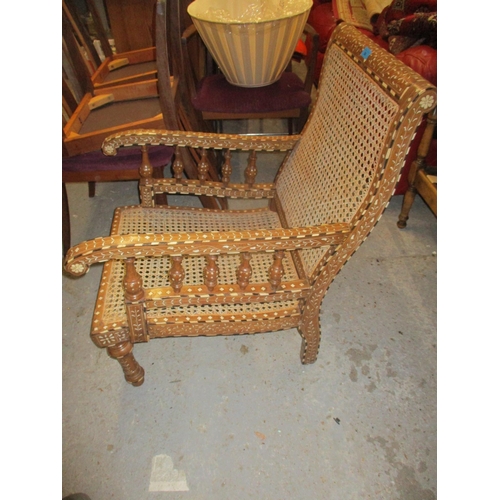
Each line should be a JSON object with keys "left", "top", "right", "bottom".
{"left": 102, "top": 129, "right": 300, "bottom": 156}
{"left": 64, "top": 223, "right": 351, "bottom": 277}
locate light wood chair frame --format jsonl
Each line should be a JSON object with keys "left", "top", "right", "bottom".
{"left": 63, "top": 0, "right": 158, "bottom": 91}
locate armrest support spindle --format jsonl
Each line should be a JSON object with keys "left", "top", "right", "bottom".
{"left": 169, "top": 256, "right": 185, "bottom": 292}
{"left": 172, "top": 146, "right": 184, "bottom": 180}
{"left": 245, "top": 151, "right": 257, "bottom": 186}
{"left": 222, "top": 149, "right": 232, "bottom": 186}
{"left": 203, "top": 255, "right": 219, "bottom": 292}
{"left": 237, "top": 253, "right": 252, "bottom": 290}
{"left": 198, "top": 148, "right": 209, "bottom": 181}
{"left": 269, "top": 251, "right": 285, "bottom": 292}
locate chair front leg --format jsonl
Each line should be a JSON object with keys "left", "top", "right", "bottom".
{"left": 298, "top": 269, "right": 331, "bottom": 364}
{"left": 107, "top": 341, "right": 145, "bottom": 386}
{"left": 298, "top": 312, "right": 321, "bottom": 365}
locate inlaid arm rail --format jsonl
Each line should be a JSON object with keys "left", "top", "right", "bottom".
{"left": 64, "top": 223, "right": 351, "bottom": 276}
{"left": 151, "top": 178, "right": 277, "bottom": 200}
{"left": 102, "top": 129, "right": 301, "bottom": 156}
{"left": 102, "top": 129, "right": 299, "bottom": 201}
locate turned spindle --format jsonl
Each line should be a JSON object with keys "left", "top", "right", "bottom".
{"left": 172, "top": 145, "right": 185, "bottom": 180}
{"left": 124, "top": 258, "right": 145, "bottom": 302}
{"left": 204, "top": 255, "right": 219, "bottom": 292}
{"left": 237, "top": 253, "right": 252, "bottom": 290}
{"left": 269, "top": 251, "right": 285, "bottom": 292}
{"left": 244, "top": 150, "right": 257, "bottom": 186}
{"left": 139, "top": 145, "right": 155, "bottom": 207}
{"left": 198, "top": 148, "right": 209, "bottom": 181}
{"left": 222, "top": 149, "right": 233, "bottom": 185}
{"left": 169, "top": 256, "right": 185, "bottom": 293}
{"left": 139, "top": 145, "right": 153, "bottom": 179}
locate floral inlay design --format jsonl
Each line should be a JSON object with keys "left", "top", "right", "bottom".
{"left": 419, "top": 95, "right": 435, "bottom": 109}
{"left": 70, "top": 262, "right": 86, "bottom": 275}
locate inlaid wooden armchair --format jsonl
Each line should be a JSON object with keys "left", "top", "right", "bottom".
{"left": 63, "top": 24, "right": 436, "bottom": 387}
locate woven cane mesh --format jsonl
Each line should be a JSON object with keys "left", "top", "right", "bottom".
{"left": 96, "top": 206, "right": 300, "bottom": 328}
{"left": 116, "top": 206, "right": 281, "bottom": 233}
{"left": 148, "top": 301, "right": 300, "bottom": 321}
{"left": 276, "top": 44, "right": 399, "bottom": 276}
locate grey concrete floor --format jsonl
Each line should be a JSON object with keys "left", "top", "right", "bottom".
{"left": 62, "top": 118, "right": 437, "bottom": 500}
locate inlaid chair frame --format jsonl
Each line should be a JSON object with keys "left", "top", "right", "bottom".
{"left": 64, "top": 24, "right": 437, "bottom": 387}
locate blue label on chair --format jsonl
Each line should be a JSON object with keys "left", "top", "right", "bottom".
{"left": 361, "top": 47, "right": 372, "bottom": 61}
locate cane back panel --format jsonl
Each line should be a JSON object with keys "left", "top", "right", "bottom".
{"left": 276, "top": 24, "right": 433, "bottom": 277}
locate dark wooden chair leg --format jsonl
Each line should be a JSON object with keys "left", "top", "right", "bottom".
{"left": 397, "top": 186, "right": 418, "bottom": 229}
{"left": 88, "top": 181, "right": 96, "bottom": 198}
{"left": 62, "top": 183, "right": 71, "bottom": 255}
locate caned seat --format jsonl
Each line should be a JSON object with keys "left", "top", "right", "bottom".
{"left": 64, "top": 23, "right": 437, "bottom": 387}
{"left": 93, "top": 206, "right": 302, "bottom": 335}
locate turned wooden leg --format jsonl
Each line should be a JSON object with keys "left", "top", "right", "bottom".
{"left": 107, "top": 341, "right": 145, "bottom": 386}
{"left": 397, "top": 108, "right": 437, "bottom": 229}
{"left": 397, "top": 186, "right": 418, "bottom": 229}
{"left": 298, "top": 316, "right": 321, "bottom": 365}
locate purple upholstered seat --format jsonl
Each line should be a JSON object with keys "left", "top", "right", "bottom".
{"left": 63, "top": 145, "right": 174, "bottom": 173}
{"left": 62, "top": 145, "right": 174, "bottom": 255}
{"left": 192, "top": 72, "right": 312, "bottom": 114}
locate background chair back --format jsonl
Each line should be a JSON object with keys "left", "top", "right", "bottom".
{"left": 180, "top": 20, "right": 319, "bottom": 134}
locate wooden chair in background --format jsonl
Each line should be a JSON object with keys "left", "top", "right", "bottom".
{"left": 64, "top": 24, "right": 436, "bottom": 387}
{"left": 62, "top": 0, "right": 221, "bottom": 190}
{"left": 62, "top": 77, "right": 174, "bottom": 254}
{"left": 62, "top": 0, "right": 226, "bottom": 251}
{"left": 180, "top": 23, "right": 319, "bottom": 134}
{"left": 62, "top": 3, "right": 167, "bottom": 157}
{"left": 63, "top": 0, "right": 158, "bottom": 91}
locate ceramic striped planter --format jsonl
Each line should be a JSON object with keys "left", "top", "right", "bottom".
{"left": 188, "top": 0, "right": 312, "bottom": 88}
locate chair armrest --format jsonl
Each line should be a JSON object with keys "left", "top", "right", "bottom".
{"left": 64, "top": 223, "right": 351, "bottom": 276}
{"left": 102, "top": 129, "right": 300, "bottom": 156}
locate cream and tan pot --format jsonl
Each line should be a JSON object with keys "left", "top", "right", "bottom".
{"left": 187, "top": 0, "right": 312, "bottom": 87}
